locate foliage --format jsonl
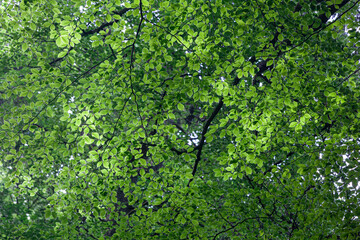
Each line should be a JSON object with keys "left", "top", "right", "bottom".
{"left": 0, "top": 183, "right": 59, "bottom": 239}
{"left": 1, "top": 0, "right": 360, "bottom": 239}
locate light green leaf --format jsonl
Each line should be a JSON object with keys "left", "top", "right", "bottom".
{"left": 56, "top": 36, "right": 68, "bottom": 47}
{"left": 295, "top": 124, "right": 302, "bottom": 132}
{"left": 245, "top": 166, "right": 252, "bottom": 175}
{"left": 289, "top": 122, "right": 297, "bottom": 128}
{"left": 177, "top": 103, "right": 184, "bottom": 111}
{"left": 106, "top": 14, "right": 112, "bottom": 22}
{"left": 58, "top": 51, "right": 67, "bottom": 58}
{"left": 22, "top": 43, "right": 28, "bottom": 52}
{"left": 139, "top": 158, "right": 146, "bottom": 166}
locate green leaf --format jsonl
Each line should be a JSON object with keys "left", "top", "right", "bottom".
{"left": 56, "top": 36, "right": 68, "bottom": 47}
{"left": 142, "top": 0, "right": 149, "bottom": 6}
{"left": 278, "top": 34, "right": 284, "bottom": 41}
{"left": 106, "top": 14, "right": 112, "bottom": 22}
{"left": 227, "top": 144, "right": 235, "bottom": 154}
{"left": 139, "top": 158, "right": 146, "bottom": 166}
{"left": 45, "top": 210, "right": 51, "bottom": 219}
{"left": 5, "top": 155, "right": 14, "bottom": 161}
{"left": 289, "top": 122, "right": 297, "bottom": 128}
{"left": 30, "top": 22, "right": 37, "bottom": 30}
{"left": 46, "top": 106, "right": 54, "bottom": 117}
{"left": 60, "top": 115, "right": 69, "bottom": 121}
{"left": 245, "top": 166, "right": 252, "bottom": 175}
{"left": 58, "top": 51, "right": 67, "bottom": 58}
{"left": 22, "top": 43, "right": 28, "bottom": 52}
{"left": 177, "top": 103, "right": 184, "bottom": 111}
{"left": 92, "top": 132, "right": 100, "bottom": 139}
{"left": 84, "top": 136, "right": 94, "bottom": 144}
{"left": 103, "top": 161, "right": 109, "bottom": 169}
{"left": 139, "top": 131, "right": 145, "bottom": 138}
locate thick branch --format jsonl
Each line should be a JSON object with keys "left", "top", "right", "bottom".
{"left": 188, "top": 97, "right": 224, "bottom": 186}
{"left": 81, "top": 8, "right": 133, "bottom": 37}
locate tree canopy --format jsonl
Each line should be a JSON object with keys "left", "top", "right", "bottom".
{"left": 1, "top": 0, "right": 360, "bottom": 239}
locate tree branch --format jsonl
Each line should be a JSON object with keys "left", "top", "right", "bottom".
{"left": 81, "top": 8, "right": 133, "bottom": 37}
{"left": 188, "top": 97, "right": 223, "bottom": 186}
